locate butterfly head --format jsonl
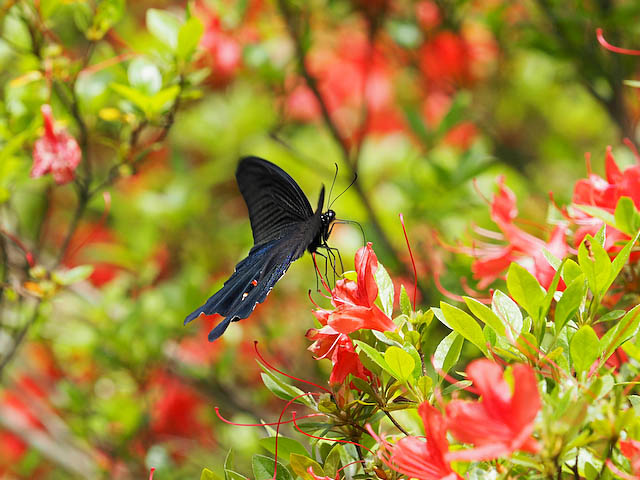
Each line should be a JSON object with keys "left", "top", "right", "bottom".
{"left": 321, "top": 209, "right": 336, "bottom": 241}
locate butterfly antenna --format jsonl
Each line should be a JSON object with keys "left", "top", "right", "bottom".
{"left": 334, "top": 218, "right": 366, "bottom": 246}
{"left": 326, "top": 163, "right": 339, "bottom": 207}
{"left": 328, "top": 172, "right": 357, "bottom": 209}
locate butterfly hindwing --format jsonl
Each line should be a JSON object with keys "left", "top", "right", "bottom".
{"left": 184, "top": 221, "right": 317, "bottom": 341}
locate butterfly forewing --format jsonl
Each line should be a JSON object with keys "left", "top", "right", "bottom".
{"left": 237, "top": 156, "right": 314, "bottom": 245}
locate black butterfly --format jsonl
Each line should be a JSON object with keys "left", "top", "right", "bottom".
{"left": 184, "top": 156, "right": 337, "bottom": 341}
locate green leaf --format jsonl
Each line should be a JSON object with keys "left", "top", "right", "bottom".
{"left": 562, "top": 259, "right": 583, "bottom": 285}
{"left": 600, "top": 305, "right": 640, "bottom": 360}
{"left": 404, "top": 342, "right": 424, "bottom": 380}
{"left": 375, "top": 263, "right": 394, "bottom": 317}
{"left": 128, "top": 57, "right": 162, "bottom": 95}
{"left": 492, "top": 290, "right": 523, "bottom": 339}
{"left": 416, "top": 375, "right": 433, "bottom": 398}
{"left": 259, "top": 370, "right": 311, "bottom": 406}
{"left": 354, "top": 340, "right": 391, "bottom": 375}
{"left": 624, "top": 79, "right": 640, "bottom": 88}
{"left": 224, "top": 450, "right": 234, "bottom": 470}
{"left": 432, "top": 307, "right": 451, "bottom": 330}
{"left": 506, "top": 263, "right": 544, "bottom": 322}
{"left": 578, "top": 235, "right": 612, "bottom": 297}
{"left": 149, "top": 85, "right": 180, "bottom": 115}
{"left": 573, "top": 204, "right": 616, "bottom": 229}
{"left": 289, "top": 453, "right": 323, "bottom": 480}
{"left": 259, "top": 436, "right": 307, "bottom": 459}
{"left": 614, "top": 197, "right": 640, "bottom": 236}
{"left": 433, "top": 331, "right": 464, "bottom": 374}
{"left": 110, "top": 83, "right": 152, "bottom": 115}
{"left": 596, "top": 310, "right": 625, "bottom": 324}
{"left": 350, "top": 377, "right": 377, "bottom": 397}
{"left": 323, "top": 445, "right": 342, "bottom": 478}
{"left": 86, "top": 0, "right": 124, "bottom": 39}
{"left": 542, "top": 248, "right": 562, "bottom": 271}
{"left": 464, "top": 296, "right": 506, "bottom": 337}
{"left": 224, "top": 450, "right": 246, "bottom": 480}
{"left": 570, "top": 326, "right": 600, "bottom": 376}
{"left": 177, "top": 16, "right": 204, "bottom": 60}
{"left": 147, "top": 8, "right": 181, "bottom": 51}
{"left": 440, "top": 302, "right": 488, "bottom": 355}
{"left": 253, "top": 454, "right": 292, "bottom": 480}
{"left": 540, "top": 260, "right": 565, "bottom": 318}
{"left": 594, "top": 224, "right": 606, "bottom": 247}
{"left": 400, "top": 285, "right": 412, "bottom": 316}
{"left": 200, "top": 468, "right": 218, "bottom": 480}
{"left": 609, "top": 230, "right": 640, "bottom": 288}
{"left": 224, "top": 470, "right": 246, "bottom": 480}
{"left": 52, "top": 265, "right": 94, "bottom": 286}
{"left": 554, "top": 275, "right": 586, "bottom": 334}
{"left": 384, "top": 346, "right": 415, "bottom": 382}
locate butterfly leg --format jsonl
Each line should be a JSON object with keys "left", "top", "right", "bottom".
{"left": 326, "top": 244, "right": 344, "bottom": 274}
{"left": 324, "top": 247, "right": 337, "bottom": 286}
{"left": 313, "top": 250, "right": 329, "bottom": 292}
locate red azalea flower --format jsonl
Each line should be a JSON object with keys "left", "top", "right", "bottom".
{"left": 570, "top": 147, "right": 640, "bottom": 255}
{"left": 326, "top": 243, "right": 396, "bottom": 334}
{"left": 306, "top": 310, "right": 371, "bottom": 385}
{"left": 31, "top": 104, "right": 82, "bottom": 185}
{"left": 370, "top": 402, "right": 461, "bottom": 480}
{"left": 465, "top": 176, "right": 568, "bottom": 289}
{"left": 446, "top": 359, "right": 540, "bottom": 461}
{"left": 307, "top": 243, "right": 394, "bottom": 385}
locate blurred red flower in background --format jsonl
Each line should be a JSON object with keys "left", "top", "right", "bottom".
{"left": 31, "top": 104, "right": 82, "bottom": 185}
{"left": 286, "top": 31, "right": 405, "bottom": 141}
{"left": 416, "top": 1, "right": 441, "bottom": 31}
{"left": 446, "top": 360, "right": 540, "bottom": 461}
{"left": 148, "top": 371, "right": 212, "bottom": 443}
{"left": 195, "top": 1, "right": 247, "bottom": 88}
{"left": 370, "top": 402, "right": 460, "bottom": 480}
{"left": 420, "top": 31, "right": 472, "bottom": 91}
{"left": 62, "top": 223, "right": 121, "bottom": 287}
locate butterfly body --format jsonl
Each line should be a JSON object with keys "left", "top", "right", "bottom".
{"left": 184, "top": 156, "right": 335, "bottom": 341}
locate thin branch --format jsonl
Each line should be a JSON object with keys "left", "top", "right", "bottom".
{"left": 0, "top": 234, "right": 8, "bottom": 327}
{"left": 54, "top": 186, "right": 88, "bottom": 267}
{"left": 0, "top": 301, "right": 41, "bottom": 380}
{"left": 276, "top": 0, "right": 431, "bottom": 302}
{"left": 382, "top": 409, "right": 410, "bottom": 436}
